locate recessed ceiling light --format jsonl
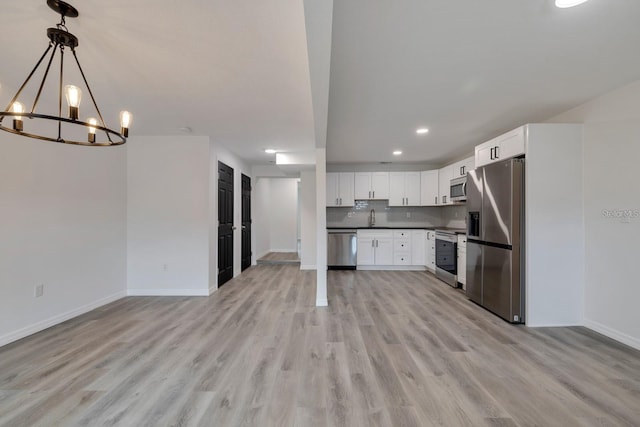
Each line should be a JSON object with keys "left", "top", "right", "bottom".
{"left": 393, "top": 150, "right": 403, "bottom": 156}
{"left": 416, "top": 128, "right": 429, "bottom": 135}
{"left": 264, "top": 149, "right": 276, "bottom": 154}
{"left": 555, "top": 0, "right": 590, "bottom": 8}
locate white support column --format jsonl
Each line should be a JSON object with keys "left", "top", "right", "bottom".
{"left": 315, "top": 148, "right": 328, "bottom": 306}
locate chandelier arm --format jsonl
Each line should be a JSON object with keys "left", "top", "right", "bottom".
{"left": 58, "top": 46, "right": 64, "bottom": 141}
{"left": 31, "top": 43, "right": 59, "bottom": 114}
{"left": 71, "top": 49, "right": 113, "bottom": 143}
{"left": 1, "top": 43, "right": 53, "bottom": 123}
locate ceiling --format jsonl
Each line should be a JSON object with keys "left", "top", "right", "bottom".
{"left": 326, "top": 0, "right": 640, "bottom": 164}
{"left": 1, "top": 1, "right": 640, "bottom": 166}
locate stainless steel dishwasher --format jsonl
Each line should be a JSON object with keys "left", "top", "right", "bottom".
{"left": 327, "top": 229, "right": 357, "bottom": 270}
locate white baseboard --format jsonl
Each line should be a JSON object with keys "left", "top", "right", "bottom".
{"left": 0, "top": 290, "right": 126, "bottom": 348}
{"left": 316, "top": 298, "right": 328, "bottom": 307}
{"left": 209, "top": 285, "right": 217, "bottom": 295}
{"left": 270, "top": 248, "right": 297, "bottom": 253}
{"left": 526, "top": 322, "right": 582, "bottom": 327}
{"left": 356, "top": 265, "right": 426, "bottom": 271}
{"left": 300, "top": 265, "right": 317, "bottom": 270}
{"left": 584, "top": 319, "right": 640, "bottom": 351}
{"left": 127, "top": 288, "right": 210, "bottom": 296}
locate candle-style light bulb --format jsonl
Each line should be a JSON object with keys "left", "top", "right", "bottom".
{"left": 12, "top": 102, "right": 24, "bottom": 132}
{"left": 120, "top": 111, "right": 131, "bottom": 137}
{"left": 87, "top": 117, "right": 97, "bottom": 143}
{"left": 64, "top": 85, "right": 82, "bottom": 120}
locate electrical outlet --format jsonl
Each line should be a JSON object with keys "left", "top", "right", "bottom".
{"left": 35, "top": 284, "right": 44, "bottom": 298}
{"left": 347, "top": 212, "right": 353, "bottom": 218}
{"left": 406, "top": 212, "right": 411, "bottom": 218}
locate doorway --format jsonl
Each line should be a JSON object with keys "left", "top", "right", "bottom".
{"left": 218, "top": 161, "right": 234, "bottom": 287}
{"left": 241, "top": 174, "right": 252, "bottom": 271}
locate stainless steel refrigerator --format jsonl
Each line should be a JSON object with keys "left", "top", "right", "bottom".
{"left": 466, "top": 158, "right": 524, "bottom": 323}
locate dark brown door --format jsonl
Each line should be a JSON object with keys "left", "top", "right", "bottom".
{"left": 241, "top": 174, "right": 252, "bottom": 271}
{"left": 218, "top": 162, "right": 234, "bottom": 287}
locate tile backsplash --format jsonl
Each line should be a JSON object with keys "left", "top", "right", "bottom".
{"left": 327, "top": 200, "right": 467, "bottom": 229}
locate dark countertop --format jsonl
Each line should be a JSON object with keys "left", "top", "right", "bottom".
{"left": 435, "top": 227, "right": 467, "bottom": 235}
{"left": 327, "top": 226, "right": 467, "bottom": 234}
{"left": 327, "top": 226, "right": 436, "bottom": 230}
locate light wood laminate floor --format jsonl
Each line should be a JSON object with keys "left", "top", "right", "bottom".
{"left": 1, "top": 265, "right": 639, "bottom": 426}
{"left": 257, "top": 252, "right": 301, "bottom": 265}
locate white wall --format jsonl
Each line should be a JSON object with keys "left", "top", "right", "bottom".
{"left": 548, "top": 80, "right": 640, "bottom": 349}
{"left": 525, "top": 124, "right": 584, "bottom": 327}
{"left": 127, "top": 136, "right": 210, "bottom": 296}
{"left": 0, "top": 135, "right": 127, "bottom": 346}
{"left": 250, "top": 177, "right": 299, "bottom": 256}
{"left": 253, "top": 177, "right": 272, "bottom": 261}
{"left": 300, "top": 170, "right": 317, "bottom": 269}
{"left": 269, "top": 179, "right": 299, "bottom": 252}
{"left": 316, "top": 148, "right": 328, "bottom": 306}
{"left": 210, "top": 142, "right": 253, "bottom": 290}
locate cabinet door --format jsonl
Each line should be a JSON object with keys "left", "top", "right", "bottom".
{"left": 438, "top": 166, "right": 453, "bottom": 205}
{"left": 475, "top": 140, "right": 496, "bottom": 167}
{"left": 411, "top": 231, "right": 426, "bottom": 266}
{"left": 354, "top": 172, "right": 372, "bottom": 200}
{"left": 426, "top": 231, "right": 436, "bottom": 271}
{"left": 357, "top": 237, "right": 375, "bottom": 265}
{"left": 326, "top": 173, "right": 339, "bottom": 207}
{"left": 338, "top": 173, "right": 355, "bottom": 207}
{"left": 375, "top": 238, "right": 394, "bottom": 265}
{"left": 370, "top": 172, "right": 389, "bottom": 200}
{"left": 497, "top": 127, "right": 525, "bottom": 160}
{"left": 404, "top": 172, "right": 421, "bottom": 206}
{"left": 420, "top": 170, "right": 439, "bottom": 206}
{"left": 388, "top": 172, "right": 405, "bottom": 206}
{"left": 463, "top": 156, "right": 475, "bottom": 176}
{"left": 453, "top": 156, "right": 475, "bottom": 177}
{"left": 457, "top": 234, "right": 467, "bottom": 286}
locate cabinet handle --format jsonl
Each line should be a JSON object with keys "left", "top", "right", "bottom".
{"left": 369, "top": 191, "right": 371, "bottom": 198}
{"left": 372, "top": 240, "right": 374, "bottom": 247}
{"left": 376, "top": 240, "right": 379, "bottom": 248}
{"left": 339, "top": 197, "right": 342, "bottom": 205}
{"left": 490, "top": 147, "right": 494, "bottom": 160}
{"left": 444, "top": 196, "right": 447, "bottom": 204}
{"left": 373, "top": 191, "right": 375, "bottom": 198}
{"left": 495, "top": 146, "right": 500, "bottom": 159}
{"left": 435, "top": 196, "right": 437, "bottom": 204}
{"left": 460, "top": 166, "right": 463, "bottom": 176}
{"left": 336, "top": 198, "right": 338, "bottom": 205}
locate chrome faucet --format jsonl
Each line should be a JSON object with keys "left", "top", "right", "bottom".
{"left": 369, "top": 209, "right": 376, "bottom": 227}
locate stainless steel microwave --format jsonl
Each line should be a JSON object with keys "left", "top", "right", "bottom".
{"left": 450, "top": 176, "right": 467, "bottom": 202}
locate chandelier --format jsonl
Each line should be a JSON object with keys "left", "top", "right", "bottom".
{"left": 0, "top": 0, "right": 131, "bottom": 146}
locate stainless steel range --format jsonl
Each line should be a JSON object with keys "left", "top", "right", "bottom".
{"left": 435, "top": 230, "right": 457, "bottom": 287}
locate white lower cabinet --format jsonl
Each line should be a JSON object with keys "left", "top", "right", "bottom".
{"left": 357, "top": 230, "right": 393, "bottom": 266}
{"left": 426, "top": 230, "right": 436, "bottom": 272}
{"left": 411, "top": 231, "right": 426, "bottom": 267}
{"left": 357, "top": 229, "right": 427, "bottom": 269}
{"left": 394, "top": 231, "right": 411, "bottom": 266}
{"left": 457, "top": 234, "right": 467, "bottom": 288}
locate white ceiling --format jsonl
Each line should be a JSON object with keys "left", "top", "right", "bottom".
{"left": 0, "top": 0, "right": 315, "bottom": 163}
{"left": 326, "top": 0, "right": 640, "bottom": 164}
{"left": 2, "top": 1, "right": 640, "bottom": 166}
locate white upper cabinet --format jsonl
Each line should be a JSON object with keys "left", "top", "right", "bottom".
{"left": 475, "top": 126, "right": 525, "bottom": 167}
{"left": 452, "top": 156, "right": 475, "bottom": 178}
{"left": 389, "top": 172, "right": 420, "bottom": 206}
{"left": 420, "top": 170, "right": 439, "bottom": 206}
{"left": 438, "top": 165, "right": 453, "bottom": 205}
{"left": 354, "top": 172, "right": 389, "bottom": 200}
{"left": 326, "top": 172, "right": 354, "bottom": 207}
